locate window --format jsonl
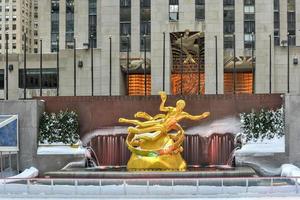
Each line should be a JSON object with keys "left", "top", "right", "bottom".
{"left": 223, "top": 0, "right": 235, "bottom": 49}
{"left": 120, "top": 0, "right": 131, "bottom": 52}
{"left": 224, "top": 10, "right": 235, "bottom": 34}
{"left": 12, "top": 33, "right": 16, "bottom": 40}
{"left": 140, "top": 0, "right": 150, "bottom": 51}
{"left": 12, "top": 24, "right": 16, "bottom": 30}
{"left": 195, "top": 0, "right": 205, "bottom": 20}
{"left": 169, "top": 0, "right": 179, "bottom": 21}
{"left": 12, "top": 43, "right": 16, "bottom": 49}
{"left": 224, "top": 0, "right": 234, "bottom": 6}
{"left": 65, "top": 0, "right": 74, "bottom": 49}
{"left": 89, "top": 0, "right": 97, "bottom": 48}
{"left": 274, "top": 0, "right": 280, "bottom": 46}
{"left": 0, "top": 70, "right": 3, "bottom": 90}
{"left": 51, "top": 0, "right": 60, "bottom": 52}
{"left": 288, "top": 0, "right": 296, "bottom": 45}
{"left": 19, "top": 69, "right": 58, "bottom": 89}
{"left": 244, "top": 0, "right": 255, "bottom": 49}
{"left": 120, "top": 0, "right": 130, "bottom": 7}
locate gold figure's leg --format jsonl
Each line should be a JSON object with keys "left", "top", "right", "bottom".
{"left": 133, "top": 131, "right": 162, "bottom": 142}
{"left": 128, "top": 124, "right": 164, "bottom": 135}
{"left": 119, "top": 118, "right": 160, "bottom": 128}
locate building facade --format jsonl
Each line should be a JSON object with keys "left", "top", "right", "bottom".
{"left": 0, "top": 0, "right": 300, "bottom": 99}
{"left": 0, "top": 0, "right": 36, "bottom": 54}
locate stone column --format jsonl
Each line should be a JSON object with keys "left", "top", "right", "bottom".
{"left": 296, "top": 0, "right": 300, "bottom": 46}
{"left": 59, "top": 0, "right": 66, "bottom": 50}
{"left": 99, "top": 0, "right": 121, "bottom": 95}
{"left": 130, "top": 0, "right": 140, "bottom": 57}
{"left": 205, "top": 0, "right": 224, "bottom": 94}
{"left": 255, "top": 0, "right": 273, "bottom": 93}
{"left": 279, "top": 0, "right": 288, "bottom": 45}
{"left": 235, "top": 0, "right": 244, "bottom": 56}
{"left": 38, "top": 0, "right": 51, "bottom": 53}
{"left": 74, "top": 0, "right": 89, "bottom": 49}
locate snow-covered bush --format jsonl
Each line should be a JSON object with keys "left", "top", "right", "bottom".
{"left": 39, "top": 110, "right": 80, "bottom": 144}
{"left": 239, "top": 107, "right": 284, "bottom": 142}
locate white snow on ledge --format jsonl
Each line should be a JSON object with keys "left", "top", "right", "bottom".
{"left": 37, "top": 145, "right": 86, "bottom": 155}
{"left": 0, "top": 167, "right": 38, "bottom": 184}
{"left": 235, "top": 136, "right": 285, "bottom": 156}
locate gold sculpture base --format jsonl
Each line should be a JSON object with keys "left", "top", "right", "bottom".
{"left": 127, "top": 153, "right": 187, "bottom": 171}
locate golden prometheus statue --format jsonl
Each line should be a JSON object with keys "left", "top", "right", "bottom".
{"left": 119, "top": 91, "right": 210, "bottom": 171}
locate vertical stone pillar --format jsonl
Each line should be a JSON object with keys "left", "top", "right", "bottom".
{"left": 235, "top": 0, "right": 244, "bottom": 56}
{"left": 151, "top": 1, "right": 170, "bottom": 94}
{"left": 99, "top": 0, "right": 121, "bottom": 95}
{"left": 205, "top": 0, "right": 224, "bottom": 94}
{"left": 74, "top": 0, "right": 89, "bottom": 49}
{"left": 38, "top": 0, "right": 51, "bottom": 52}
{"left": 255, "top": 0, "right": 274, "bottom": 93}
{"left": 59, "top": 0, "right": 66, "bottom": 50}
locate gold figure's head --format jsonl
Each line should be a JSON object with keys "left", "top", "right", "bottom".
{"left": 176, "top": 100, "right": 186, "bottom": 111}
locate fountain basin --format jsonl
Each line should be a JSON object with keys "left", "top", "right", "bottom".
{"left": 44, "top": 166, "right": 256, "bottom": 179}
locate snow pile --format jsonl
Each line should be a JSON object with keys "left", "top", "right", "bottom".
{"left": 235, "top": 136, "right": 285, "bottom": 155}
{"left": 37, "top": 145, "right": 85, "bottom": 155}
{"left": 281, "top": 164, "right": 300, "bottom": 177}
{"left": 186, "top": 117, "right": 241, "bottom": 137}
{"left": 0, "top": 167, "right": 38, "bottom": 184}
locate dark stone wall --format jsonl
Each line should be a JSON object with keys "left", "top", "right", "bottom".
{"left": 36, "top": 94, "right": 283, "bottom": 138}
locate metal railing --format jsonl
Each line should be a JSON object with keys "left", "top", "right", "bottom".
{"left": 0, "top": 176, "right": 299, "bottom": 197}
{"left": 0, "top": 152, "right": 19, "bottom": 178}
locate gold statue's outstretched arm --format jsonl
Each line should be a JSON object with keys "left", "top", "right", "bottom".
{"left": 159, "top": 91, "right": 172, "bottom": 112}
{"left": 183, "top": 111, "right": 210, "bottom": 121}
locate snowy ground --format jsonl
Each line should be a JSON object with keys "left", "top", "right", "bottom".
{"left": 0, "top": 179, "right": 299, "bottom": 198}
{"left": 37, "top": 145, "right": 85, "bottom": 155}
{"left": 236, "top": 137, "right": 285, "bottom": 155}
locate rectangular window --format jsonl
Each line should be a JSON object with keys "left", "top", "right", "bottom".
{"left": 120, "top": 0, "right": 130, "bottom": 7}
{"left": 288, "top": 0, "right": 296, "bottom": 45}
{"left": 195, "top": 0, "right": 205, "bottom": 20}
{"left": 0, "top": 69, "right": 3, "bottom": 90}
{"left": 120, "top": 0, "right": 131, "bottom": 52}
{"left": 224, "top": 36, "right": 234, "bottom": 49}
{"left": 223, "top": 0, "right": 235, "bottom": 49}
{"left": 274, "top": 0, "right": 280, "bottom": 46}
{"left": 140, "top": 0, "right": 150, "bottom": 51}
{"left": 89, "top": 0, "right": 97, "bottom": 48}
{"left": 224, "top": 0, "right": 234, "bottom": 6}
{"left": 51, "top": 0, "right": 59, "bottom": 52}
{"left": 244, "top": 0, "right": 255, "bottom": 49}
{"left": 169, "top": 0, "right": 179, "bottom": 21}
{"left": 66, "top": 0, "right": 74, "bottom": 49}
{"left": 19, "top": 69, "right": 57, "bottom": 89}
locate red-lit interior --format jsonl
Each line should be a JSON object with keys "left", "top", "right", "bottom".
{"left": 224, "top": 72, "right": 253, "bottom": 94}
{"left": 128, "top": 74, "right": 151, "bottom": 96}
